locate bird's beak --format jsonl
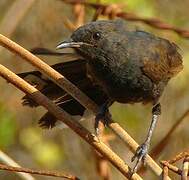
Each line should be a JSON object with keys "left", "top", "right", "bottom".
{"left": 56, "top": 39, "right": 93, "bottom": 49}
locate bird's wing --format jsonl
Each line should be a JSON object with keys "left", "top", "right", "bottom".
{"left": 142, "top": 41, "right": 183, "bottom": 83}
{"left": 18, "top": 59, "right": 87, "bottom": 106}
{"left": 17, "top": 59, "right": 108, "bottom": 128}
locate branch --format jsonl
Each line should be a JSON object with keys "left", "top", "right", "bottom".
{"left": 94, "top": 124, "right": 112, "bottom": 180}
{"left": 182, "top": 156, "right": 189, "bottom": 180}
{"left": 162, "top": 166, "right": 169, "bottom": 180}
{"left": 168, "top": 150, "right": 189, "bottom": 164}
{"left": 0, "top": 163, "right": 79, "bottom": 180}
{"left": 161, "top": 150, "right": 189, "bottom": 179}
{"left": 61, "top": 0, "right": 189, "bottom": 38}
{"left": 73, "top": 3, "right": 85, "bottom": 28}
{"left": 150, "top": 109, "right": 189, "bottom": 159}
{"left": 0, "top": 66, "right": 142, "bottom": 179}
{"left": 161, "top": 161, "right": 184, "bottom": 177}
{"left": 0, "top": 150, "right": 35, "bottom": 180}
{"left": 0, "top": 34, "right": 165, "bottom": 178}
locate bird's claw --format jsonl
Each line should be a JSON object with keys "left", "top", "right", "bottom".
{"left": 95, "top": 105, "right": 111, "bottom": 135}
{"left": 131, "top": 143, "right": 149, "bottom": 174}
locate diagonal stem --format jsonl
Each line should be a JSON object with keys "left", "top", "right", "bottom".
{"left": 0, "top": 64, "right": 142, "bottom": 180}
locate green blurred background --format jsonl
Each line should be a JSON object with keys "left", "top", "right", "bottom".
{"left": 0, "top": 0, "right": 189, "bottom": 179}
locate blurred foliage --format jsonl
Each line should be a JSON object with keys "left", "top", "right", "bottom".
{"left": 0, "top": 103, "right": 16, "bottom": 149}
{"left": 19, "top": 127, "right": 63, "bottom": 168}
{"left": 0, "top": 0, "right": 189, "bottom": 179}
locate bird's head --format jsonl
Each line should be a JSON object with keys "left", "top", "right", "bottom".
{"left": 56, "top": 20, "right": 132, "bottom": 59}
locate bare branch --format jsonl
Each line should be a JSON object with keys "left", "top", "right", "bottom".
{"left": 61, "top": 0, "right": 189, "bottom": 38}
{"left": 168, "top": 150, "right": 189, "bottom": 164}
{"left": 0, "top": 65, "right": 142, "bottom": 179}
{"left": 161, "top": 161, "right": 183, "bottom": 176}
{"left": 73, "top": 3, "right": 85, "bottom": 28}
{"left": 0, "top": 150, "right": 35, "bottom": 180}
{"left": 182, "top": 156, "right": 189, "bottom": 180}
{"left": 162, "top": 166, "right": 169, "bottom": 180}
{"left": 150, "top": 109, "right": 189, "bottom": 160}
{"left": 161, "top": 150, "right": 189, "bottom": 179}
{"left": 0, "top": 163, "right": 79, "bottom": 179}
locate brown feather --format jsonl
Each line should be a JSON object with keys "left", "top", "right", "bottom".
{"left": 142, "top": 40, "right": 183, "bottom": 83}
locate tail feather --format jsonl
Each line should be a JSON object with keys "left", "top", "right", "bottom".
{"left": 17, "top": 59, "right": 108, "bottom": 128}
{"left": 39, "top": 99, "right": 85, "bottom": 128}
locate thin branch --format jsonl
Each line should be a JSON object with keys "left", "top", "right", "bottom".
{"left": 0, "top": 65, "right": 142, "bottom": 179}
{"left": 0, "top": 34, "right": 165, "bottom": 177}
{"left": 161, "top": 161, "right": 184, "bottom": 176}
{"left": 162, "top": 166, "right": 169, "bottom": 180}
{"left": 182, "top": 156, "right": 189, "bottom": 180}
{"left": 62, "top": 15, "right": 77, "bottom": 31}
{"left": 0, "top": 150, "right": 35, "bottom": 180}
{"left": 92, "top": 6, "right": 103, "bottom": 21}
{"left": 161, "top": 151, "right": 189, "bottom": 179}
{"left": 0, "top": 163, "right": 79, "bottom": 179}
{"left": 61, "top": 0, "right": 189, "bottom": 38}
{"left": 168, "top": 150, "right": 189, "bottom": 164}
{"left": 94, "top": 124, "right": 112, "bottom": 180}
{"left": 73, "top": 3, "right": 85, "bottom": 28}
{"left": 150, "top": 109, "right": 189, "bottom": 159}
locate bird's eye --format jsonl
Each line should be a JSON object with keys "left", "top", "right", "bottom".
{"left": 92, "top": 32, "right": 101, "bottom": 40}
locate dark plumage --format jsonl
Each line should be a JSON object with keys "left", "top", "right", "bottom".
{"left": 18, "top": 19, "right": 183, "bottom": 172}
{"left": 18, "top": 59, "right": 108, "bottom": 128}
{"left": 68, "top": 20, "right": 182, "bottom": 105}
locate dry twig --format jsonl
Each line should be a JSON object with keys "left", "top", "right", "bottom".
{"left": 94, "top": 124, "right": 114, "bottom": 180}
{"left": 0, "top": 64, "right": 142, "bottom": 180}
{"left": 0, "top": 150, "right": 35, "bottom": 180}
{"left": 150, "top": 109, "right": 189, "bottom": 160}
{"left": 73, "top": 3, "right": 85, "bottom": 28}
{"left": 62, "top": 15, "right": 76, "bottom": 31}
{"left": 168, "top": 150, "right": 189, "bottom": 164}
{"left": 0, "top": 34, "right": 165, "bottom": 178}
{"left": 61, "top": 0, "right": 189, "bottom": 38}
{"left": 162, "top": 166, "right": 169, "bottom": 180}
{"left": 182, "top": 156, "right": 189, "bottom": 180}
{"left": 161, "top": 150, "right": 189, "bottom": 179}
{"left": 161, "top": 161, "right": 183, "bottom": 176}
{"left": 0, "top": 163, "right": 78, "bottom": 180}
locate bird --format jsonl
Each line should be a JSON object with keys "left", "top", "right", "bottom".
{"left": 18, "top": 19, "right": 183, "bottom": 173}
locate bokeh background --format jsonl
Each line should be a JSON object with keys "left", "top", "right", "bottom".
{"left": 0, "top": 0, "right": 189, "bottom": 179}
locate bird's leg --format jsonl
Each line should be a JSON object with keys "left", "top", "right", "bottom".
{"left": 131, "top": 103, "right": 161, "bottom": 173}
{"left": 95, "top": 100, "right": 113, "bottom": 135}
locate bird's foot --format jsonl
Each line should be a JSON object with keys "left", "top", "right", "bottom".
{"left": 95, "top": 104, "right": 111, "bottom": 135}
{"left": 131, "top": 142, "right": 149, "bottom": 174}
